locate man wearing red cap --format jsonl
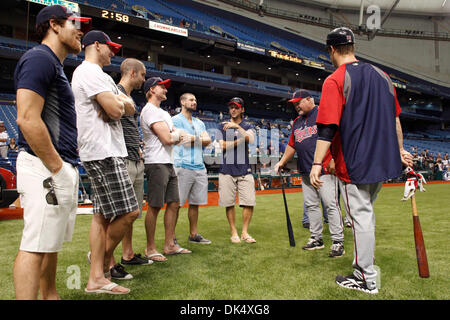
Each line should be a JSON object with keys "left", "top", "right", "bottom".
{"left": 274, "top": 90, "right": 344, "bottom": 257}
{"left": 72, "top": 30, "right": 139, "bottom": 295}
{"left": 218, "top": 97, "right": 257, "bottom": 244}
{"left": 13, "top": 4, "right": 91, "bottom": 299}
{"left": 140, "top": 77, "right": 191, "bottom": 262}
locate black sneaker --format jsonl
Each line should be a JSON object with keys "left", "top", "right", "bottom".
{"left": 110, "top": 264, "right": 133, "bottom": 280}
{"left": 328, "top": 241, "right": 345, "bottom": 258}
{"left": 188, "top": 234, "right": 212, "bottom": 244}
{"left": 302, "top": 238, "right": 324, "bottom": 250}
{"left": 121, "top": 253, "right": 153, "bottom": 265}
{"left": 336, "top": 275, "right": 378, "bottom": 294}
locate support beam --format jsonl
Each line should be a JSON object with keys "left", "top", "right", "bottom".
{"left": 359, "top": 0, "right": 365, "bottom": 27}
{"left": 431, "top": 17, "right": 450, "bottom": 33}
{"left": 368, "top": 0, "right": 400, "bottom": 40}
{"left": 326, "top": 8, "right": 352, "bottom": 26}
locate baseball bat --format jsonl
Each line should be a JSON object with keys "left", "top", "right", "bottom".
{"left": 279, "top": 169, "right": 295, "bottom": 247}
{"left": 410, "top": 195, "right": 429, "bottom": 278}
{"left": 257, "top": 172, "right": 264, "bottom": 190}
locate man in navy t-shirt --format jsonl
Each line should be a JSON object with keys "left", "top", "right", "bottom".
{"left": 275, "top": 90, "right": 344, "bottom": 257}
{"left": 13, "top": 5, "right": 91, "bottom": 300}
{"left": 218, "top": 97, "right": 257, "bottom": 244}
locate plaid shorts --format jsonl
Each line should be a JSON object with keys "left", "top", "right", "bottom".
{"left": 83, "top": 157, "right": 138, "bottom": 221}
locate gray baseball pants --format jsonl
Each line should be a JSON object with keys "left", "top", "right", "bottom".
{"left": 339, "top": 180, "right": 383, "bottom": 290}
{"left": 302, "top": 174, "right": 344, "bottom": 242}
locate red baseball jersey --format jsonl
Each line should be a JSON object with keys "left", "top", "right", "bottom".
{"left": 317, "top": 60, "right": 402, "bottom": 184}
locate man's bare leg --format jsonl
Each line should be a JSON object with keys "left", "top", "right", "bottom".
{"left": 39, "top": 252, "right": 60, "bottom": 300}
{"left": 14, "top": 251, "right": 44, "bottom": 300}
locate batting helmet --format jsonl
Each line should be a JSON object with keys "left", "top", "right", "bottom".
{"left": 326, "top": 27, "right": 355, "bottom": 47}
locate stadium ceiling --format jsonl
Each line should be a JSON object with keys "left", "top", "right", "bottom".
{"left": 292, "top": 0, "right": 450, "bottom": 15}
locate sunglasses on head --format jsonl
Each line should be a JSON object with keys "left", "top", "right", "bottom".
{"left": 43, "top": 177, "right": 58, "bottom": 205}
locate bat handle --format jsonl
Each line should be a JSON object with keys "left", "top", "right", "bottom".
{"left": 411, "top": 195, "right": 418, "bottom": 217}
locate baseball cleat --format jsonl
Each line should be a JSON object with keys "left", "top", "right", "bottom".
{"left": 302, "top": 238, "right": 324, "bottom": 250}
{"left": 328, "top": 241, "right": 345, "bottom": 258}
{"left": 335, "top": 275, "right": 378, "bottom": 294}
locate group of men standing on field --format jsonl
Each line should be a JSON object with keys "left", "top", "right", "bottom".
{"left": 12, "top": 5, "right": 413, "bottom": 299}
{"left": 12, "top": 5, "right": 258, "bottom": 298}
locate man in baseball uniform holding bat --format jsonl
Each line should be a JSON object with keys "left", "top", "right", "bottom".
{"left": 275, "top": 89, "right": 344, "bottom": 257}
{"left": 310, "top": 27, "right": 413, "bottom": 294}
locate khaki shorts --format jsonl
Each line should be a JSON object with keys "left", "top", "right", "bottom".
{"left": 16, "top": 151, "right": 79, "bottom": 253}
{"left": 218, "top": 173, "right": 256, "bottom": 207}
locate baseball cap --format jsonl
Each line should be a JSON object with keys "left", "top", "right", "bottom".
{"left": 288, "top": 89, "right": 311, "bottom": 103}
{"left": 143, "top": 77, "right": 171, "bottom": 94}
{"left": 227, "top": 97, "right": 244, "bottom": 108}
{"left": 36, "top": 5, "right": 92, "bottom": 34}
{"left": 82, "top": 30, "right": 122, "bottom": 54}
{"left": 326, "top": 27, "right": 355, "bottom": 47}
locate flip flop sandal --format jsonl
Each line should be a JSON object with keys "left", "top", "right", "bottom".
{"left": 145, "top": 252, "right": 168, "bottom": 262}
{"left": 164, "top": 247, "right": 192, "bottom": 255}
{"left": 230, "top": 236, "right": 241, "bottom": 243}
{"left": 241, "top": 235, "right": 256, "bottom": 243}
{"left": 84, "top": 282, "right": 130, "bottom": 295}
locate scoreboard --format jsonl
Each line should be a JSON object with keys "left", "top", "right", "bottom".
{"left": 79, "top": 5, "right": 189, "bottom": 38}
{"left": 79, "top": 5, "right": 148, "bottom": 29}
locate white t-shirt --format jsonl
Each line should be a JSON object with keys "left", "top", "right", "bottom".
{"left": 0, "top": 131, "right": 8, "bottom": 147}
{"left": 72, "top": 60, "right": 127, "bottom": 161}
{"left": 140, "top": 102, "right": 174, "bottom": 164}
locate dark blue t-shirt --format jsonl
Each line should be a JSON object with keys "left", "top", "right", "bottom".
{"left": 14, "top": 44, "right": 78, "bottom": 165}
{"left": 288, "top": 107, "right": 319, "bottom": 175}
{"left": 288, "top": 107, "right": 332, "bottom": 175}
{"left": 219, "top": 120, "right": 253, "bottom": 176}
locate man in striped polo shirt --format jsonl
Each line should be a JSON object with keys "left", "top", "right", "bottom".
{"left": 114, "top": 58, "right": 153, "bottom": 273}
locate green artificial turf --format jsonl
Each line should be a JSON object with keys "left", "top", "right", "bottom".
{"left": 0, "top": 184, "right": 448, "bottom": 300}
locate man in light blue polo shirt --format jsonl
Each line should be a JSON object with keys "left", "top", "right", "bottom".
{"left": 173, "top": 93, "right": 212, "bottom": 244}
